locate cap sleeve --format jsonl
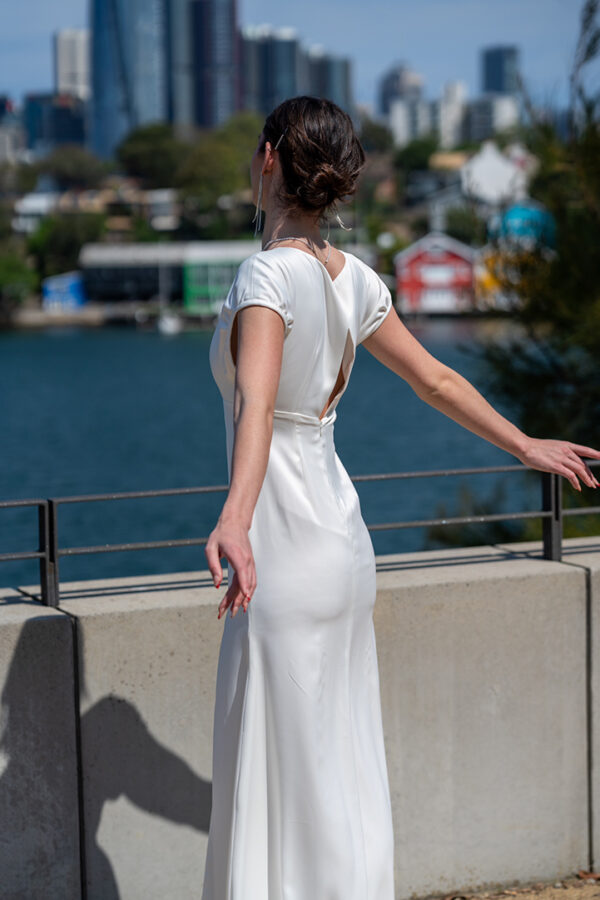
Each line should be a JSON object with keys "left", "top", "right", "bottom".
{"left": 228, "top": 253, "right": 294, "bottom": 338}
{"left": 358, "top": 269, "right": 393, "bottom": 343}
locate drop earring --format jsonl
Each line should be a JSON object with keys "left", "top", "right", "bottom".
{"left": 336, "top": 213, "right": 352, "bottom": 231}
{"left": 253, "top": 171, "right": 264, "bottom": 237}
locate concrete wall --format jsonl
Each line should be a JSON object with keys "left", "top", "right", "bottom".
{"left": 0, "top": 537, "right": 599, "bottom": 899}
{"left": 0, "top": 590, "right": 81, "bottom": 898}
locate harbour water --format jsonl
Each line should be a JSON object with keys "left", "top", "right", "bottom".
{"left": 1, "top": 317, "right": 537, "bottom": 588}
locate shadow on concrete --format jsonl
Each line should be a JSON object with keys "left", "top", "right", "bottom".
{"left": 0, "top": 611, "right": 212, "bottom": 899}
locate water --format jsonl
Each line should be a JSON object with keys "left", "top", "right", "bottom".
{"left": 1, "top": 318, "right": 537, "bottom": 589}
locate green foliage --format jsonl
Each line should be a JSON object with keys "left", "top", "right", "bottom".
{"left": 176, "top": 112, "right": 263, "bottom": 231}
{"left": 0, "top": 162, "right": 39, "bottom": 197}
{"left": 0, "top": 202, "right": 12, "bottom": 240}
{"left": 16, "top": 162, "right": 39, "bottom": 195}
{"left": 131, "top": 215, "right": 166, "bottom": 242}
{"left": 116, "top": 122, "right": 191, "bottom": 188}
{"left": 445, "top": 205, "right": 487, "bottom": 247}
{"left": 393, "top": 134, "right": 439, "bottom": 172}
{"left": 0, "top": 245, "right": 37, "bottom": 323}
{"left": 39, "top": 144, "right": 107, "bottom": 191}
{"left": 430, "top": 0, "right": 600, "bottom": 549}
{"left": 217, "top": 111, "right": 264, "bottom": 156}
{"left": 359, "top": 118, "right": 394, "bottom": 153}
{"left": 27, "top": 213, "right": 106, "bottom": 280}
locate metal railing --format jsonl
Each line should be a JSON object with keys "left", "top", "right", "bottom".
{"left": 1, "top": 463, "right": 599, "bottom": 608}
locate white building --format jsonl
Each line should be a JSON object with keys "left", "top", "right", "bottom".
{"left": 53, "top": 29, "right": 90, "bottom": 101}
{"left": 0, "top": 121, "right": 27, "bottom": 164}
{"left": 388, "top": 97, "right": 434, "bottom": 148}
{"left": 433, "top": 81, "right": 468, "bottom": 149}
{"left": 460, "top": 140, "right": 528, "bottom": 206}
{"left": 12, "top": 193, "right": 61, "bottom": 234}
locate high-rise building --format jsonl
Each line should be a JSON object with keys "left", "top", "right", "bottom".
{"left": 240, "top": 26, "right": 305, "bottom": 117}
{"left": 431, "top": 81, "right": 468, "bottom": 149}
{"left": 191, "top": 0, "right": 238, "bottom": 128}
{"left": 165, "top": 0, "right": 196, "bottom": 133}
{"left": 379, "top": 63, "right": 423, "bottom": 116}
{"left": 466, "top": 93, "right": 520, "bottom": 142}
{"left": 240, "top": 27, "right": 353, "bottom": 118}
{"left": 388, "top": 97, "right": 434, "bottom": 148}
{"left": 305, "top": 46, "right": 353, "bottom": 114}
{"left": 481, "top": 46, "right": 520, "bottom": 94}
{"left": 53, "top": 29, "right": 90, "bottom": 101}
{"left": 90, "top": 0, "right": 167, "bottom": 159}
{"left": 24, "top": 93, "right": 86, "bottom": 156}
{"left": 0, "top": 96, "right": 13, "bottom": 123}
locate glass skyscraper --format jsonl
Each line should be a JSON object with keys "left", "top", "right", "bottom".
{"left": 90, "top": 0, "right": 167, "bottom": 159}
{"left": 191, "top": 0, "right": 238, "bottom": 127}
{"left": 481, "top": 46, "right": 520, "bottom": 94}
{"left": 240, "top": 27, "right": 353, "bottom": 118}
{"left": 165, "top": 0, "right": 195, "bottom": 133}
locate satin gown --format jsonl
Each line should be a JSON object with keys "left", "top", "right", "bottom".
{"left": 203, "top": 247, "right": 395, "bottom": 899}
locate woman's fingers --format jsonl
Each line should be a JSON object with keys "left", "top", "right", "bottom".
{"left": 554, "top": 462, "right": 582, "bottom": 491}
{"left": 216, "top": 564, "right": 256, "bottom": 620}
{"left": 567, "top": 443, "right": 600, "bottom": 459}
{"left": 204, "top": 537, "right": 223, "bottom": 588}
{"left": 565, "top": 449, "right": 599, "bottom": 488}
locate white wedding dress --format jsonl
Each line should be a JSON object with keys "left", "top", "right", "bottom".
{"left": 203, "top": 247, "right": 395, "bottom": 899}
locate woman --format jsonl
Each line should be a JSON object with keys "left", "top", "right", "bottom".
{"left": 202, "top": 96, "right": 600, "bottom": 899}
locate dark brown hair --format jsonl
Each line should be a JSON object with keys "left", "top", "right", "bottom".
{"left": 260, "top": 96, "right": 366, "bottom": 220}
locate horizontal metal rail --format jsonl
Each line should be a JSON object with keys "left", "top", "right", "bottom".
{"left": 1, "top": 462, "right": 598, "bottom": 608}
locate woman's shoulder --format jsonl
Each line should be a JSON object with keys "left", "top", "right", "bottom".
{"left": 234, "top": 248, "right": 295, "bottom": 289}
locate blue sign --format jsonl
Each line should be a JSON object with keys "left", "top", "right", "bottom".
{"left": 42, "top": 271, "right": 87, "bottom": 310}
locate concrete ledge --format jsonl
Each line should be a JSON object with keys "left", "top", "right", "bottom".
{"left": 58, "top": 571, "right": 221, "bottom": 900}
{"left": 0, "top": 588, "right": 81, "bottom": 898}
{"left": 374, "top": 544, "right": 588, "bottom": 897}
{"left": 1, "top": 541, "right": 599, "bottom": 899}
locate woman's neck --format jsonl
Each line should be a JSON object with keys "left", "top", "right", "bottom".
{"left": 261, "top": 210, "right": 326, "bottom": 250}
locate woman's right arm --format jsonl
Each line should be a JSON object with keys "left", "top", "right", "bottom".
{"left": 362, "top": 307, "right": 600, "bottom": 490}
{"left": 205, "top": 304, "right": 285, "bottom": 618}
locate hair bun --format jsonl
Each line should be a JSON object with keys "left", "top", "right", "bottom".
{"left": 297, "top": 164, "right": 347, "bottom": 210}
{"left": 262, "top": 96, "right": 365, "bottom": 219}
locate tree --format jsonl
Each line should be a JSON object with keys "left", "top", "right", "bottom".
{"left": 175, "top": 112, "right": 263, "bottom": 233}
{"left": 27, "top": 213, "right": 106, "bottom": 280}
{"left": 39, "top": 145, "right": 107, "bottom": 191}
{"left": 427, "top": 0, "right": 600, "bottom": 549}
{"left": 0, "top": 247, "right": 37, "bottom": 325}
{"left": 359, "top": 118, "right": 394, "bottom": 153}
{"left": 0, "top": 162, "right": 39, "bottom": 197}
{"left": 393, "top": 134, "right": 439, "bottom": 173}
{"left": 116, "top": 122, "right": 191, "bottom": 188}
{"left": 445, "top": 205, "right": 487, "bottom": 247}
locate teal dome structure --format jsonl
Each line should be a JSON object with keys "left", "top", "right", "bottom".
{"left": 487, "top": 201, "right": 556, "bottom": 249}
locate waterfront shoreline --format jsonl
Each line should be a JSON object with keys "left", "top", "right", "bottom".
{"left": 6, "top": 301, "right": 514, "bottom": 331}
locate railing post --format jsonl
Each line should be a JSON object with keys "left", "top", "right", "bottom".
{"left": 38, "top": 502, "right": 52, "bottom": 606}
{"left": 42, "top": 499, "right": 60, "bottom": 608}
{"left": 541, "top": 472, "right": 562, "bottom": 561}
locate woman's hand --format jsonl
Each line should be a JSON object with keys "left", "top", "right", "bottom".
{"left": 205, "top": 516, "right": 256, "bottom": 619}
{"left": 517, "top": 438, "right": 600, "bottom": 491}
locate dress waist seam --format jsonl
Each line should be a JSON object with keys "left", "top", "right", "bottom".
{"left": 224, "top": 400, "right": 336, "bottom": 428}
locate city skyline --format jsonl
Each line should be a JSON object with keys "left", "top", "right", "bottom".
{"left": 1, "top": 0, "right": 598, "bottom": 114}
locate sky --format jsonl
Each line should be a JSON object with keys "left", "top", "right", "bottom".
{"left": 0, "top": 0, "right": 598, "bottom": 113}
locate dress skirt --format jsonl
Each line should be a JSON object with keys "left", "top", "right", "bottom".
{"left": 201, "top": 408, "right": 395, "bottom": 900}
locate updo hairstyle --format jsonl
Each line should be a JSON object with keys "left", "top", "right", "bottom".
{"left": 260, "top": 96, "right": 365, "bottom": 220}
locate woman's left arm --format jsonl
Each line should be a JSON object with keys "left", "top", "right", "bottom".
{"left": 363, "top": 307, "right": 600, "bottom": 491}
{"left": 205, "top": 305, "right": 285, "bottom": 618}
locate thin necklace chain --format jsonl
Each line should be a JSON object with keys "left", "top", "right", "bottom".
{"left": 263, "top": 235, "right": 332, "bottom": 265}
